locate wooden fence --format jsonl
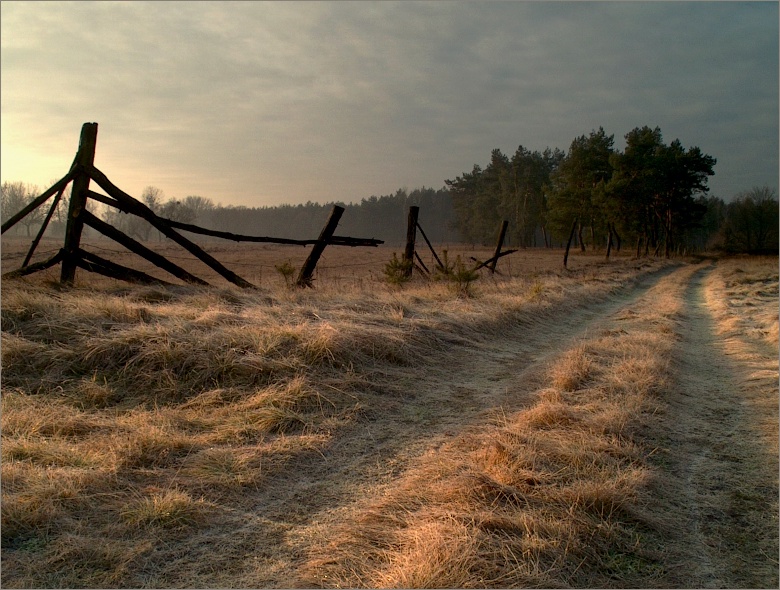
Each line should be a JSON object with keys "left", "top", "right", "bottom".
{"left": 401, "top": 206, "right": 516, "bottom": 278}
{"left": 2, "top": 122, "right": 383, "bottom": 288}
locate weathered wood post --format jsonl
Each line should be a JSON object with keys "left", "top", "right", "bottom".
{"left": 61, "top": 122, "right": 98, "bottom": 284}
{"left": 296, "top": 205, "right": 344, "bottom": 287}
{"left": 402, "top": 206, "right": 419, "bottom": 278}
{"left": 563, "top": 218, "right": 577, "bottom": 268}
{"left": 489, "top": 220, "right": 509, "bottom": 273}
{"left": 606, "top": 223, "right": 614, "bottom": 260}
{"left": 415, "top": 220, "right": 444, "bottom": 271}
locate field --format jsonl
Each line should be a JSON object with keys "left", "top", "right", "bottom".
{"left": 1, "top": 237, "right": 778, "bottom": 588}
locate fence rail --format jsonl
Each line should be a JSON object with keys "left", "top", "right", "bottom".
{"left": 2, "top": 122, "right": 383, "bottom": 288}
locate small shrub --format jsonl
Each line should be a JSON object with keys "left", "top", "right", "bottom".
{"left": 275, "top": 260, "right": 297, "bottom": 288}
{"left": 433, "top": 249, "right": 456, "bottom": 279}
{"left": 434, "top": 251, "right": 479, "bottom": 296}
{"left": 383, "top": 253, "right": 413, "bottom": 285}
{"left": 528, "top": 280, "right": 544, "bottom": 300}
{"left": 449, "top": 255, "right": 479, "bottom": 297}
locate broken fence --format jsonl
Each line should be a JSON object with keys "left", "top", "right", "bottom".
{"left": 1, "top": 122, "right": 383, "bottom": 289}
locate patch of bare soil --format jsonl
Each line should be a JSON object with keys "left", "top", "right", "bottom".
{"left": 647, "top": 263, "right": 779, "bottom": 588}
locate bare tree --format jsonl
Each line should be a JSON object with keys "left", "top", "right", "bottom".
{"left": 182, "top": 195, "right": 215, "bottom": 223}
{"left": 160, "top": 199, "right": 197, "bottom": 224}
{"left": 722, "top": 187, "right": 779, "bottom": 253}
{"left": 1, "top": 181, "right": 44, "bottom": 237}
{"left": 123, "top": 186, "right": 165, "bottom": 241}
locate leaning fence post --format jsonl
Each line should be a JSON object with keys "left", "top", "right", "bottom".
{"left": 402, "top": 206, "right": 419, "bottom": 278}
{"left": 296, "top": 205, "right": 344, "bottom": 288}
{"left": 563, "top": 217, "right": 577, "bottom": 269}
{"left": 61, "top": 122, "right": 98, "bottom": 285}
{"left": 489, "top": 220, "right": 509, "bottom": 273}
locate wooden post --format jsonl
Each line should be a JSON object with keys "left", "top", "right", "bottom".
{"left": 3, "top": 250, "right": 64, "bottom": 280}
{"left": 61, "top": 123, "right": 98, "bottom": 284}
{"left": 563, "top": 218, "right": 577, "bottom": 268}
{"left": 415, "top": 220, "right": 444, "bottom": 270}
{"left": 471, "top": 248, "right": 518, "bottom": 272}
{"left": 402, "top": 206, "right": 419, "bottom": 278}
{"left": 414, "top": 251, "right": 430, "bottom": 275}
{"left": 489, "top": 220, "right": 509, "bottom": 273}
{"left": 76, "top": 249, "right": 173, "bottom": 286}
{"left": 606, "top": 223, "right": 614, "bottom": 260}
{"left": 296, "top": 205, "right": 344, "bottom": 288}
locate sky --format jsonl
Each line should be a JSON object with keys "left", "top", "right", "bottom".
{"left": 1, "top": 1, "right": 778, "bottom": 208}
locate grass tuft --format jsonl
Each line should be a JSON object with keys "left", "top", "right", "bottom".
{"left": 120, "top": 489, "right": 209, "bottom": 529}
{"left": 550, "top": 345, "right": 592, "bottom": 391}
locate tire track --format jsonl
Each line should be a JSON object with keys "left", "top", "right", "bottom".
{"left": 147, "top": 263, "right": 685, "bottom": 586}
{"left": 292, "top": 261, "right": 779, "bottom": 589}
{"left": 294, "top": 262, "right": 705, "bottom": 587}
{"left": 285, "top": 263, "right": 685, "bottom": 505}
{"left": 653, "top": 263, "right": 779, "bottom": 588}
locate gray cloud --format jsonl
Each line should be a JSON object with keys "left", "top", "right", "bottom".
{"left": 1, "top": 1, "right": 777, "bottom": 206}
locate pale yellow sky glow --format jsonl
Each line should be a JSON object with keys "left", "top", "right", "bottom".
{"left": 1, "top": 1, "right": 777, "bottom": 207}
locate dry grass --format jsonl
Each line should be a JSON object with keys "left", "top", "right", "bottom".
{"left": 119, "top": 488, "right": 211, "bottom": 529}
{"left": 299, "top": 267, "right": 698, "bottom": 588}
{"left": 697, "top": 256, "right": 779, "bottom": 586}
{"left": 703, "top": 255, "right": 779, "bottom": 349}
{"left": 700, "top": 256, "right": 779, "bottom": 464}
{"left": 5, "top": 240, "right": 771, "bottom": 587}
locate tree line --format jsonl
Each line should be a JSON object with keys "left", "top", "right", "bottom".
{"left": 446, "top": 125, "right": 777, "bottom": 255}
{"left": 1, "top": 124, "right": 777, "bottom": 255}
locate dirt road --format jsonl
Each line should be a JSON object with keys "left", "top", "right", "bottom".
{"left": 137, "top": 261, "right": 777, "bottom": 587}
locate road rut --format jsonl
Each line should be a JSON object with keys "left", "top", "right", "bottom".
{"left": 652, "top": 264, "right": 779, "bottom": 588}
{"left": 143, "top": 261, "right": 779, "bottom": 588}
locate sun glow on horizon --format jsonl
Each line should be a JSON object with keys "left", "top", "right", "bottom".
{"left": 0, "top": 140, "right": 76, "bottom": 192}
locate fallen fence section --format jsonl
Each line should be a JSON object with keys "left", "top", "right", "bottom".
{"left": 2, "top": 122, "right": 383, "bottom": 288}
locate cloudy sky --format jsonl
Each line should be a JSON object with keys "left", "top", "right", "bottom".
{"left": 1, "top": 1, "right": 777, "bottom": 208}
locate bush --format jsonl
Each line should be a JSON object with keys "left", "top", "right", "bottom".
{"left": 275, "top": 260, "right": 296, "bottom": 288}
{"left": 383, "top": 253, "right": 413, "bottom": 285}
{"left": 434, "top": 250, "right": 479, "bottom": 297}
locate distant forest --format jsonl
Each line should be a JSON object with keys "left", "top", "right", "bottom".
{"left": 445, "top": 126, "right": 777, "bottom": 255}
{"left": 198, "top": 186, "right": 459, "bottom": 247}
{"left": 2, "top": 125, "right": 777, "bottom": 254}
